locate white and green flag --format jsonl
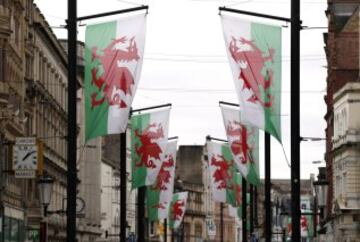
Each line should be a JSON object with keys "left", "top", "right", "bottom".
{"left": 168, "top": 192, "right": 188, "bottom": 229}
{"left": 207, "top": 140, "right": 242, "bottom": 207}
{"left": 147, "top": 140, "right": 177, "bottom": 221}
{"left": 221, "top": 15, "right": 282, "bottom": 142}
{"left": 220, "top": 105, "right": 260, "bottom": 186}
{"left": 131, "top": 108, "right": 170, "bottom": 189}
{"left": 85, "top": 14, "right": 146, "bottom": 141}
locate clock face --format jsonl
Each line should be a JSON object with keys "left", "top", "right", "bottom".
{"left": 13, "top": 144, "right": 38, "bottom": 170}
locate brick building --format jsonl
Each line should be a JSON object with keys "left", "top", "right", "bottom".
{"left": 324, "top": 1, "right": 360, "bottom": 240}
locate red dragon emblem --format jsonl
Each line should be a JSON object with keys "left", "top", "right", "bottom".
{"left": 229, "top": 36, "right": 274, "bottom": 108}
{"left": 135, "top": 123, "right": 164, "bottom": 169}
{"left": 226, "top": 121, "right": 254, "bottom": 164}
{"left": 172, "top": 199, "right": 185, "bottom": 221}
{"left": 151, "top": 155, "right": 174, "bottom": 191}
{"left": 211, "top": 154, "right": 234, "bottom": 189}
{"left": 301, "top": 215, "right": 308, "bottom": 230}
{"left": 90, "top": 36, "right": 140, "bottom": 109}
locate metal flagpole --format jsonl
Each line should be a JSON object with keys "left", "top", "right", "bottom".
{"left": 291, "top": 0, "right": 301, "bottom": 240}
{"left": 265, "top": 133, "right": 271, "bottom": 242}
{"left": 250, "top": 184, "right": 254, "bottom": 238}
{"left": 220, "top": 203, "right": 224, "bottom": 242}
{"left": 67, "top": 1, "right": 77, "bottom": 241}
{"left": 137, "top": 187, "right": 146, "bottom": 242}
{"left": 164, "top": 219, "right": 168, "bottom": 242}
{"left": 120, "top": 132, "right": 127, "bottom": 242}
{"left": 242, "top": 177, "right": 247, "bottom": 242}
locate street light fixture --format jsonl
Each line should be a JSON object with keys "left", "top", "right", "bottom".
{"left": 38, "top": 176, "right": 54, "bottom": 217}
{"left": 126, "top": 221, "right": 131, "bottom": 239}
{"left": 313, "top": 179, "right": 328, "bottom": 216}
{"left": 313, "top": 167, "right": 328, "bottom": 237}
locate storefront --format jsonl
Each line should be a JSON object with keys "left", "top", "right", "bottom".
{"left": 1, "top": 205, "right": 25, "bottom": 242}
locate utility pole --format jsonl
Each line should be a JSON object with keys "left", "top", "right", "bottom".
{"left": 242, "top": 178, "right": 247, "bottom": 242}
{"left": 265, "top": 133, "right": 271, "bottom": 242}
{"left": 291, "top": 0, "right": 301, "bottom": 240}
{"left": 120, "top": 132, "right": 127, "bottom": 242}
{"left": 67, "top": 1, "right": 78, "bottom": 241}
{"left": 220, "top": 203, "right": 224, "bottom": 242}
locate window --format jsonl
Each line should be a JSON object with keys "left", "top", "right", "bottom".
{"left": 14, "top": 19, "right": 20, "bottom": 46}
{"left": 25, "top": 54, "right": 33, "bottom": 79}
{"left": 336, "top": 175, "right": 341, "bottom": 198}
{"left": 332, "top": 3, "right": 359, "bottom": 31}
{"left": 342, "top": 173, "right": 347, "bottom": 195}
{"left": 195, "top": 223, "right": 202, "bottom": 242}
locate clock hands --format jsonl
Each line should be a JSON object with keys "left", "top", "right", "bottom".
{"left": 22, "top": 150, "right": 36, "bottom": 161}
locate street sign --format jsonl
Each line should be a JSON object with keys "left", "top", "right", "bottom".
{"left": 206, "top": 217, "right": 216, "bottom": 237}
{"left": 15, "top": 170, "right": 36, "bottom": 178}
{"left": 28, "top": 228, "right": 40, "bottom": 242}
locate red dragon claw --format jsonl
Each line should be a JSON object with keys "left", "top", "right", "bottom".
{"left": 91, "top": 68, "right": 105, "bottom": 89}
{"left": 91, "top": 47, "right": 99, "bottom": 61}
{"left": 91, "top": 92, "right": 105, "bottom": 109}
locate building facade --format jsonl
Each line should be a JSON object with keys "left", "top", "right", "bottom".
{"left": 332, "top": 82, "right": 360, "bottom": 241}
{"left": 173, "top": 145, "right": 209, "bottom": 242}
{"left": 324, "top": 1, "right": 360, "bottom": 241}
{"left": 324, "top": 0, "right": 359, "bottom": 221}
{"left": 0, "top": 1, "right": 103, "bottom": 241}
{"left": 99, "top": 132, "right": 136, "bottom": 241}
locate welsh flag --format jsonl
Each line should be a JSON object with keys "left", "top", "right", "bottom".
{"left": 221, "top": 15, "right": 282, "bottom": 142}
{"left": 147, "top": 140, "right": 177, "bottom": 221}
{"left": 131, "top": 108, "right": 170, "bottom": 189}
{"left": 85, "top": 14, "right": 146, "bottom": 142}
{"left": 207, "top": 140, "right": 242, "bottom": 207}
{"left": 168, "top": 192, "right": 188, "bottom": 229}
{"left": 220, "top": 105, "right": 260, "bottom": 186}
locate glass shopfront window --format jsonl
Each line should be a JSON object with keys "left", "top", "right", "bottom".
{"left": 3, "top": 217, "right": 25, "bottom": 242}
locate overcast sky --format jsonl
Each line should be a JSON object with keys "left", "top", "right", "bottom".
{"left": 34, "top": 0, "right": 328, "bottom": 179}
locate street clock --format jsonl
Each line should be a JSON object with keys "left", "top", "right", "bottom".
{"left": 13, "top": 144, "right": 38, "bottom": 170}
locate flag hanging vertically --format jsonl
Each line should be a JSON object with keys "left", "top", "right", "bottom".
{"left": 168, "top": 192, "right": 188, "bottom": 229}
{"left": 131, "top": 108, "right": 170, "bottom": 189}
{"left": 85, "top": 14, "right": 147, "bottom": 141}
{"left": 220, "top": 105, "right": 260, "bottom": 186}
{"left": 207, "top": 140, "right": 242, "bottom": 207}
{"left": 147, "top": 139, "right": 177, "bottom": 221}
{"left": 221, "top": 15, "right": 282, "bottom": 142}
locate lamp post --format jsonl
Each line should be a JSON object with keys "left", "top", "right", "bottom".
{"left": 126, "top": 221, "right": 131, "bottom": 239}
{"left": 38, "top": 176, "right": 54, "bottom": 242}
{"left": 39, "top": 176, "right": 54, "bottom": 217}
{"left": 313, "top": 168, "right": 328, "bottom": 231}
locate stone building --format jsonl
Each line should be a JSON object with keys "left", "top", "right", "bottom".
{"left": 99, "top": 132, "right": 136, "bottom": 241}
{"left": 256, "top": 179, "right": 313, "bottom": 241}
{"left": 332, "top": 82, "right": 360, "bottom": 241}
{"left": 324, "top": 1, "right": 360, "bottom": 241}
{"left": 324, "top": 0, "right": 359, "bottom": 220}
{"left": 0, "top": 1, "right": 102, "bottom": 241}
{"left": 174, "top": 145, "right": 210, "bottom": 242}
